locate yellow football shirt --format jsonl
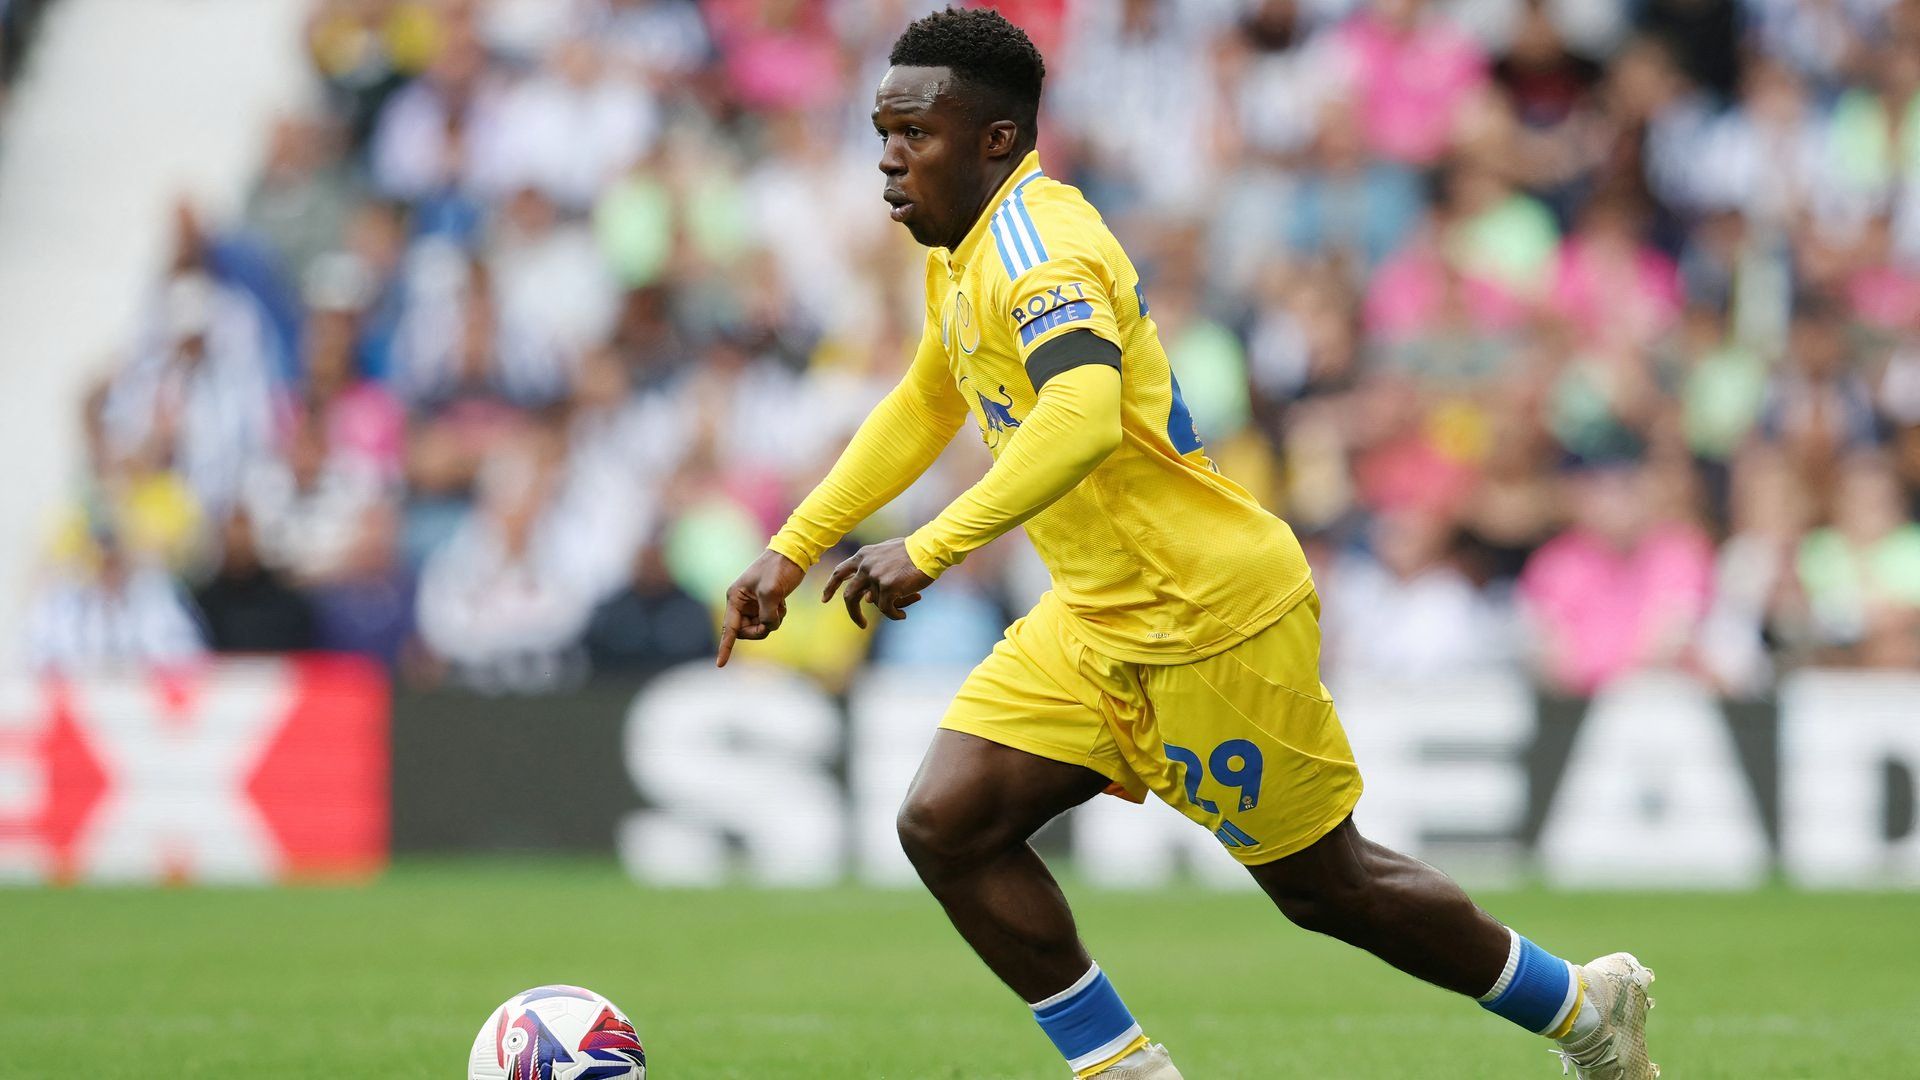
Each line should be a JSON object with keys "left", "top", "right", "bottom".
{"left": 896, "top": 150, "right": 1314, "bottom": 663}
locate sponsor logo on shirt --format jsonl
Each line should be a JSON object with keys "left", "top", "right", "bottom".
{"left": 1011, "top": 282, "right": 1091, "bottom": 328}
{"left": 1016, "top": 299, "right": 1094, "bottom": 346}
{"left": 960, "top": 377, "right": 1021, "bottom": 449}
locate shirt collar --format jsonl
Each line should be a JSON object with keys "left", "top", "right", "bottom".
{"left": 943, "top": 150, "right": 1044, "bottom": 275}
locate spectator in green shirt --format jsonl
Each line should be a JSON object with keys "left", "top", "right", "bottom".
{"left": 1798, "top": 453, "right": 1920, "bottom": 666}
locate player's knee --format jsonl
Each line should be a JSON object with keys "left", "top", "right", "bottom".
{"left": 1273, "top": 887, "right": 1364, "bottom": 937}
{"left": 896, "top": 791, "right": 1000, "bottom": 881}
{"left": 1265, "top": 871, "right": 1386, "bottom": 939}
{"left": 895, "top": 792, "right": 963, "bottom": 871}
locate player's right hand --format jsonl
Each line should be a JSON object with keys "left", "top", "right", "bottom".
{"left": 717, "top": 549, "right": 808, "bottom": 667}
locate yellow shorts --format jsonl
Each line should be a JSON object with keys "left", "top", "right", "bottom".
{"left": 941, "top": 590, "right": 1363, "bottom": 865}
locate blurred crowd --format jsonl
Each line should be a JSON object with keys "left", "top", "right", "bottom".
{"left": 24, "top": 0, "right": 1920, "bottom": 696}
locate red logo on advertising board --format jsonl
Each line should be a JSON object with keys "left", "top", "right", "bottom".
{"left": 0, "top": 655, "right": 388, "bottom": 883}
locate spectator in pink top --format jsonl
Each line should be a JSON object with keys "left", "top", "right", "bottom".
{"left": 1550, "top": 194, "right": 1683, "bottom": 349}
{"left": 304, "top": 306, "right": 405, "bottom": 482}
{"left": 1364, "top": 224, "right": 1529, "bottom": 344}
{"left": 1844, "top": 215, "right": 1920, "bottom": 333}
{"left": 1519, "top": 457, "right": 1715, "bottom": 694}
{"left": 1331, "top": 0, "right": 1489, "bottom": 167}
{"left": 703, "top": 0, "right": 843, "bottom": 113}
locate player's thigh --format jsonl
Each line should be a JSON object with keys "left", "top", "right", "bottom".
{"left": 937, "top": 602, "right": 1145, "bottom": 802}
{"left": 1137, "top": 595, "right": 1364, "bottom": 865}
{"left": 899, "top": 729, "right": 1111, "bottom": 859}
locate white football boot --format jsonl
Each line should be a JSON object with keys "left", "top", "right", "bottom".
{"left": 1088, "top": 1043, "right": 1184, "bottom": 1079}
{"left": 1552, "top": 953, "right": 1659, "bottom": 1079}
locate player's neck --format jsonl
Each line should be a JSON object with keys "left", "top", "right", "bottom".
{"left": 950, "top": 147, "right": 1034, "bottom": 249}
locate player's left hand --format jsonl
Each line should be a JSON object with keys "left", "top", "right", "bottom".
{"left": 822, "top": 539, "right": 934, "bottom": 629}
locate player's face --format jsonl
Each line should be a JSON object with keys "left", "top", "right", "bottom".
{"left": 873, "top": 65, "right": 994, "bottom": 249}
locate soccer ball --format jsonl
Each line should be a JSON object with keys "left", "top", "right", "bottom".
{"left": 467, "top": 985, "right": 646, "bottom": 1080}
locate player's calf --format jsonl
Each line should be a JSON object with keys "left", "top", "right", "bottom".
{"left": 894, "top": 786, "right": 1094, "bottom": 995}
{"left": 1250, "top": 818, "right": 1658, "bottom": 1076}
{"left": 1252, "top": 818, "right": 1511, "bottom": 997}
{"left": 895, "top": 733, "right": 1187, "bottom": 1077}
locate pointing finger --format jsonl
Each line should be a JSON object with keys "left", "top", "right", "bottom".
{"left": 717, "top": 600, "right": 744, "bottom": 667}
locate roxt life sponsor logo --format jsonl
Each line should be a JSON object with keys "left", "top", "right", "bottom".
{"left": 1011, "top": 283, "right": 1093, "bottom": 345}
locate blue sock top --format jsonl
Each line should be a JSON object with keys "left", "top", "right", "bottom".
{"left": 1032, "top": 964, "right": 1143, "bottom": 1069}
{"left": 1480, "top": 935, "right": 1577, "bottom": 1035}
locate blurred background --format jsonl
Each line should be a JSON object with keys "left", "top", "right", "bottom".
{"left": 0, "top": 0, "right": 1916, "bottom": 892}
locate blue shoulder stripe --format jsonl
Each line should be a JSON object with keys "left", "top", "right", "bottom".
{"left": 1011, "top": 189, "right": 1048, "bottom": 264}
{"left": 989, "top": 212, "right": 1022, "bottom": 279}
{"left": 989, "top": 170, "right": 1049, "bottom": 279}
{"left": 1002, "top": 206, "right": 1042, "bottom": 274}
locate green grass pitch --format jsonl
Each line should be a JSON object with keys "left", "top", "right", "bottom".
{"left": 6, "top": 860, "right": 1915, "bottom": 1078}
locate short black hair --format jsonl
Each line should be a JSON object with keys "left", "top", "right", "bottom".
{"left": 889, "top": 7, "right": 1045, "bottom": 132}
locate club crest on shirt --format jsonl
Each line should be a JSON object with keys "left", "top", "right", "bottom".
{"left": 942, "top": 288, "right": 982, "bottom": 356}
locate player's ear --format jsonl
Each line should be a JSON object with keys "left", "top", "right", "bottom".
{"left": 984, "top": 120, "right": 1018, "bottom": 160}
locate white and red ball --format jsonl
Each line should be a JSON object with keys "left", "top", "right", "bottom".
{"left": 468, "top": 985, "right": 646, "bottom": 1080}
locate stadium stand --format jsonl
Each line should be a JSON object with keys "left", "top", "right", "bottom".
{"left": 20, "top": 0, "right": 1920, "bottom": 698}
